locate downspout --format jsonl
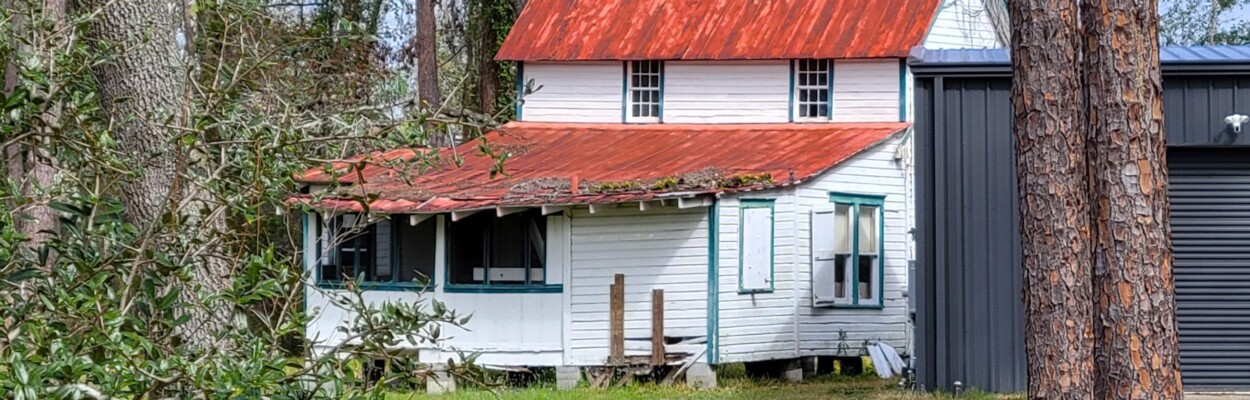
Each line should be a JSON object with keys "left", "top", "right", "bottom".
{"left": 706, "top": 197, "right": 719, "bottom": 364}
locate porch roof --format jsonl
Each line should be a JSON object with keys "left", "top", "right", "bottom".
{"left": 291, "top": 121, "right": 909, "bottom": 214}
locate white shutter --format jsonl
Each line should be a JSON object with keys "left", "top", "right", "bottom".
{"left": 741, "top": 207, "right": 772, "bottom": 291}
{"left": 812, "top": 207, "right": 838, "bottom": 306}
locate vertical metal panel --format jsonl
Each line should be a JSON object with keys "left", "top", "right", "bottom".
{"left": 1166, "top": 76, "right": 1250, "bottom": 146}
{"left": 915, "top": 76, "right": 1025, "bottom": 393}
{"left": 1169, "top": 148, "right": 1250, "bottom": 390}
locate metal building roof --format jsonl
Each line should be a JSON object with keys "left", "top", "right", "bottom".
{"left": 495, "top": 0, "right": 941, "bottom": 61}
{"left": 292, "top": 122, "right": 909, "bottom": 214}
{"left": 909, "top": 45, "right": 1250, "bottom": 71}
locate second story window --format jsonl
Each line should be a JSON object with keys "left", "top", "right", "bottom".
{"left": 794, "top": 59, "right": 831, "bottom": 121}
{"left": 627, "top": 60, "right": 662, "bottom": 122}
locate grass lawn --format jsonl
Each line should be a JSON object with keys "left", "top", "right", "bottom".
{"left": 385, "top": 366, "right": 1025, "bottom": 400}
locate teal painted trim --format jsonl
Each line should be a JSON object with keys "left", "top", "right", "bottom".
{"left": 318, "top": 281, "right": 436, "bottom": 292}
{"left": 827, "top": 304, "right": 886, "bottom": 310}
{"left": 827, "top": 60, "right": 835, "bottom": 120}
{"left": 788, "top": 60, "right": 795, "bottom": 122}
{"left": 515, "top": 62, "right": 524, "bottom": 120}
{"left": 706, "top": 200, "right": 720, "bottom": 365}
{"left": 827, "top": 193, "right": 887, "bottom": 307}
{"left": 620, "top": 61, "right": 628, "bottom": 123}
{"left": 314, "top": 213, "right": 324, "bottom": 284}
{"left": 443, "top": 285, "right": 563, "bottom": 294}
{"left": 898, "top": 59, "right": 907, "bottom": 122}
{"left": 302, "top": 213, "right": 310, "bottom": 314}
{"left": 737, "top": 199, "right": 776, "bottom": 294}
{"left": 658, "top": 61, "right": 665, "bottom": 123}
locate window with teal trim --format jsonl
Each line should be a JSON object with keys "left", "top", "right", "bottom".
{"left": 447, "top": 210, "right": 554, "bottom": 291}
{"left": 316, "top": 213, "right": 436, "bottom": 289}
{"left": 794, "top": 59, "right": 831, "bottom": 121}
{"left": 627, "top": 60, "right": 662, "bottom": 123}
{"left": 812, "top": 194, "right": 884, "bottom": 307}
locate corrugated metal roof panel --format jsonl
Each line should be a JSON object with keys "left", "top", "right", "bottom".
{"left": 495, "top": 0, "right": 942, "bottom": 61}
{"left": 291, "top": 122, "right": 909, "bottom": 213}
{"left": 909, "top": 45, "right": 1250, "bottom": 67}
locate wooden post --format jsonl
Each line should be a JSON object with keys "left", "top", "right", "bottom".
{"left": 651, "top": 289, "right": 665, "bottom": 366}
{"left": 609, "top": 273, "right": 625, "bottom": 365}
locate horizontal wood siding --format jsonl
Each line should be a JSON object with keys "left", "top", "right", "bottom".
{"left": 521, "top": 62, "right": 622, "bottom": 123}
{"left": 716, "top": 191, "right": 801, "bottom": 363}
{"left": 832, "top": 60, "right": 902, "bottom": 123}
{"left": 567, "top": 205, "right": 710, "bottom": 365}
{"left": 922, "top": 0, "right": 1001, "bottom": 49}
{"left": 795, "top": 136, "right": 911, "bottom": 353}
{"left": 664, "top": 61, "right": 790, "bottom": 123}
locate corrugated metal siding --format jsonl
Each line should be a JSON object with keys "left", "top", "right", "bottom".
{"left": 1169, "top": 149, "right": 1250, "bottom": 390}
{"left": 914, "top": 76, "right": 1025, "bottom": 393}
{"left": 1164, "top": 76, "right": 1250, "bottom": 146}
{"left": 916, "top": 70, "right": 1250, "bottom": 393}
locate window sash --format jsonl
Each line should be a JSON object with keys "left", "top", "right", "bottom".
{"left": 627, "top": 60, "right": 662, "bottom": 122}
{"left": 827, "top": 194, "right": 884, "bottom": 306}
{"left": 794, "top": 59, "right": 831, "bottom": 121}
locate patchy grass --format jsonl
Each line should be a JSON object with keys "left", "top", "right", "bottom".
{"left": 385, "top": 367, "right": 1024, "bottom": 400}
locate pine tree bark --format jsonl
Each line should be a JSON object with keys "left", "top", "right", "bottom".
{"left": 4, "top": 0, "right": 63, "bottom": 248}
{"left": 1008, "top": 0, "right": 1096, "bottom": 398}
{"left": 1080, "top": 0, "right": 1185, "bottom": 397}
{"left": 417, "top": 0, "right": 440, "bottom": 110}
{"left": 83, "top": 0, "right": 233, "bottom": 348}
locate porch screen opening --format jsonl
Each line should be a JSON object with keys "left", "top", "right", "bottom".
{"left": 448, "top": 210, "right": 547, "bottom": 287}
{"left": 318, "top": 213, "right": 437, "bottom": 287}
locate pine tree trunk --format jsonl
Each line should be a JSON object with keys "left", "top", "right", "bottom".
{"left": 4, "top": 0, "right": 62, "bottom": 248}
{"left": 417, "top": 0, "right": 440, "bottom": 110}
{"left": 1007, "top": 0, "right": 1096, "bottom": 398}
{"left": 84, "top": 0, "right": 233, "bottom": 348}
{"left": 478, "top": 8, "right": 497, "bottom": 116}
{"left": 1081, "top": 0, "right": 1185, "bottom": 397}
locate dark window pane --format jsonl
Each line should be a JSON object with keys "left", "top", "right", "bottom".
{"left": 818, "top": 73, "right": 827, "bottom": 86}
{"left": 449, "top": 213, "right": 489, "bottom": 285}
{"left": 858, "top": 255, "right": 876, "bottom": 300}
{"left": 633, "top": 104, "right": 641, "bottom": 116}
{"left": 834, "top": 254, "right": 848, "bottom": 298}
{"left": 632, "top": 91, "right": 640, "bottom": 102}
{"left": 819, "top": 90, "right": 828, "bottom": 102}
{"left": 799, "top": 74, "right": 808, "bottom": 86}
{"left": 799, "top": 91, "right": 808, "bottom": 102}
{"left": 819, "top": 104, "right": 829, "bottom": 117}
{"left": 397, "top": 218, "right": 437, "bottom": 285}
{"left": 650, "top": 105, "right": 660, "bottom": 117}
{"left": 650, "top": 76, "right": 659, "bottom": 87}
{"left": 632, "top": 75, "right": 640, "bottom": 87}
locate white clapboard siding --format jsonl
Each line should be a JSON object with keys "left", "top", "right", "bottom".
{"left": 566, "top": 205, "right": 710, "bottom": 365}
{"left": 832, "top": 60, "right": 901, "bottom": 123}
{"left": 664, "top": 61, "right": 790, "bottom": 123}
{"left": 521, "top": 62, "right": 622, "bottom": 123}
{"left": 306, "top": 215, "right": 567, "bottom": 366}
{"left": 791, "top": 135, "right": 911, "bottom": 354}
{"left": 923, "top": 0, "right": 1002, "bottom": 49}
{"left": 715, "top": 192, "right": 802, "bottom": 363}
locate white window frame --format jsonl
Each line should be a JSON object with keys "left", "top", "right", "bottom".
{"left": 626, "top": 60, "right": 663, "bottom": 123}
{"left": 792, "top": 59, "right": 831, "bottom": 122}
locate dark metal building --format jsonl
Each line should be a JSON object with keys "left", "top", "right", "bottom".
{"left": 910, "top": 45, "right": 1250, "bottom": 393}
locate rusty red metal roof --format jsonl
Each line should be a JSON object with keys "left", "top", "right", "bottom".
{"left": 494, "top": 0, "right": 941, "bottom": 61}
{"left": 292, "top": 121, "right": 909, "bottom": 214}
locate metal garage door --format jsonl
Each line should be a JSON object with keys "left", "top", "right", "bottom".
{"left": 1170, "top": 148, "right": 1250, "bottom": 390}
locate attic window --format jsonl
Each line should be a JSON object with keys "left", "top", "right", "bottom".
{"left": 627, "top": 60, "right": 662, "bottom": 123}
{"left": 794, "top": 59, "right": 831, "bottom": 121}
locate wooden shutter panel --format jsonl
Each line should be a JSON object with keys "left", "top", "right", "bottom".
{"left": 812, "top": 207, "right": 838, "bottom": 306}
{"left": 741, "top": 207, "right": 772, "bottom": 291}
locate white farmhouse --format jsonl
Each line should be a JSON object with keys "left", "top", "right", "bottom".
{"left": 293, "top": 0, "right": 1004, "bottom": 386}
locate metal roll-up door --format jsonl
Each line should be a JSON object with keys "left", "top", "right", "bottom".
{"left": 1170, "top": 148, "right": 1250, "bottom": 390}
